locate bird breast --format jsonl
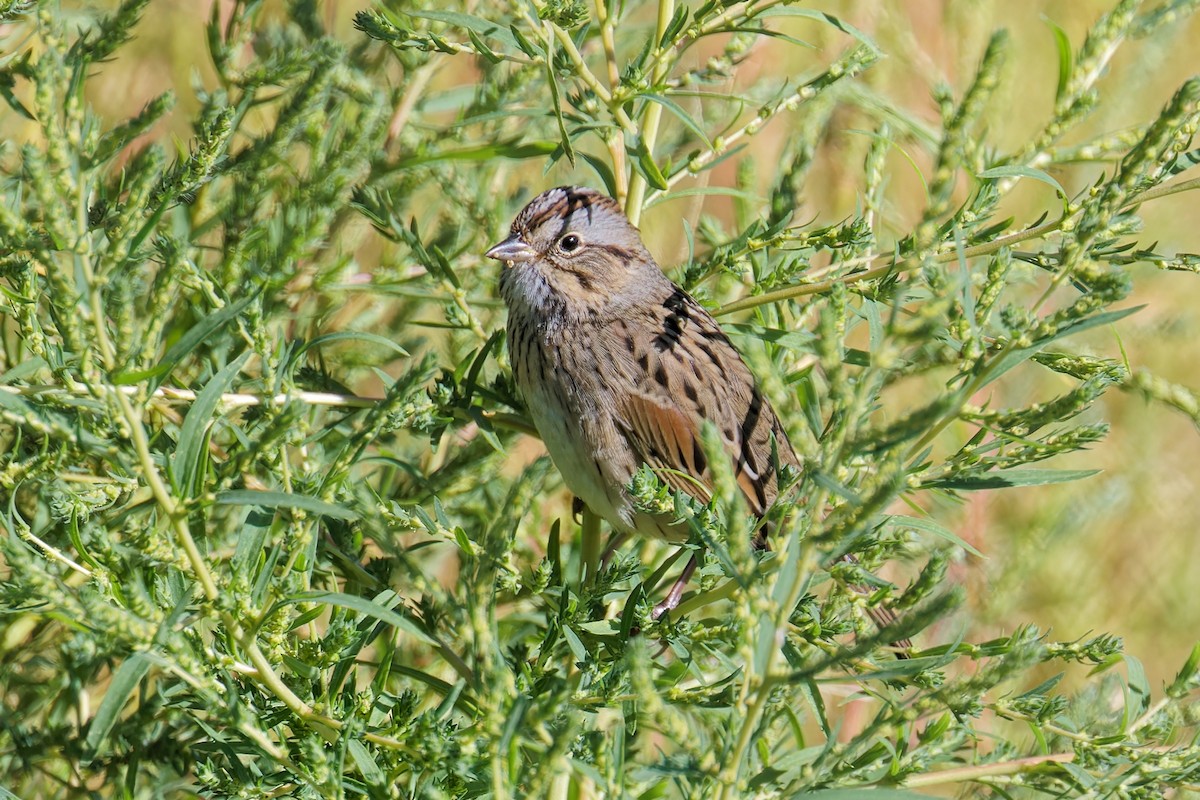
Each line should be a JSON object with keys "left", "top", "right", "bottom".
{"left": 507, "top": 312, "right": 650, "bottom": 535}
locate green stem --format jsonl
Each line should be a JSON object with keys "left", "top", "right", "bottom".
{"left": 593, "top": 0, "right": 628, "bottom": 202}
{"left": 626, "top": 0, "right": 675, "bottom": 226}
{"left": 905, "top": 753, "right": 1075, "bottom": 788}
{"left": 548, "top": 22, "right": 636, "bottom": 134}
{"left": 641, "top": 0, "right": 788, "bottom": 92}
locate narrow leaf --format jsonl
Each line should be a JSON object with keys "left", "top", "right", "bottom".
{"left": 981, "top": 305, "right": 1143, "bottom": 388}
{"left": 978, "top": 165, "right": 1067, "bottom": 197}
{"left": 1044, "top": 17, "right": 1073, "bottom": 101}
{"left": 407, "top": 10, "right": 519, "bottom": 50}
{"left": 885, "top": 514, "right": 984, "bottom": 557}
{"left": 391, "top": 139, "right": 557, "bottom": 170}
{"left": 215, "top": 489, "right": 357, "bottom": 520}
{"left": 758, "top": 8, "right": 879, "bottom": 53}
{"left": 84, "top": 654, "right": 151, "bottom": 757}
{"left": 298, "top": 331, "right": 409, "bottom": 359}
{"left": 544, "top": 34, "right": 575, "bottom": 166}
{"left": 171, "top": 352, "right": 250, "bottom": 497}
{"left": 634, "top": 141, "right": 669, "bottom": 190}
{"left": 112, "top": 295, "right": 256, "bottom": 386}
{"left": 924, "top": 468, "right": 1099, "bottom": 490}
{"left": 640, "top": 94, "right": 712, "bottom": 148}
{"left": 803, "top": 790, "right": 938, "bottom": 800}
{"left": 289, "top": 591, "right": 437, "bottom": 645}
{"left": 347, "top": 739, "right": 386, "bottom": 787}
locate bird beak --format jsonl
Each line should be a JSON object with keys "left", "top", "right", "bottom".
{"left": 485, "top": 236, "right": 536, "bottom": 265}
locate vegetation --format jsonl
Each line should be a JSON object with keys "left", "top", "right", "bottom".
{"left": 0, "top": 0, "right": 1198, "bottom": 796}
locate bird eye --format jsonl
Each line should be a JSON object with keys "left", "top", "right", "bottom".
{"left": 559, "top": 234, "right": 581, "bottom": 252}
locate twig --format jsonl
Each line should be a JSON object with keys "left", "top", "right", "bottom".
{"left": 625, "top": 0, "right": 676, "bottom": 225}
{"left": 593, "top": 0, "right": 627, "bottom": 201}
{"left": 2, "top": 382, "right": 377, "bottom": 409}
{"left": 905, "top": 753, "right": 1075, "bottom": 788}
{"left": 547, "top": 21, "right": 636, "bottom": 134}
{"left": 386, "top": 59, "right": 440, "bottom": 148}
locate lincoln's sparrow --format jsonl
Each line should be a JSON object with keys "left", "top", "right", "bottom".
{"left": 487, "top": 186, "right": 905, "bottom": 646}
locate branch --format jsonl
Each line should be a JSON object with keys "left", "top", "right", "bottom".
{"left": 905, "top": 753, "right": 1075, "bottom": 788}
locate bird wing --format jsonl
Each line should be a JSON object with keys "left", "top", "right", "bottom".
{"left": 613, "top": 287, "right": 798, "bottom": 516}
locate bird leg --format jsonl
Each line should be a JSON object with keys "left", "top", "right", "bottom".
{"left": 652, "top": 554, "right": 698, "bottom": 619}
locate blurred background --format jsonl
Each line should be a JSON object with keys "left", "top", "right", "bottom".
{"left": 38, "top": 0, "right": 1200, "bottom": 685}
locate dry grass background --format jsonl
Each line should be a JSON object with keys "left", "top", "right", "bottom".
{"left": 49, "top": 0, "right": 1200, "bottom": 686}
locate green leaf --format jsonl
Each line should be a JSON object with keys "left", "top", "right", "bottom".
{"left": 466, "top": 28, "right": 501, "bottom": 64}
{"left": 978, "top": 165, "right": 1067, "bottom": 197}
{"left": 1044, "top": 17, "right": 1073, "bottom": 102}
{"left": 0, "top": 384, "right": 40, "bottom": 419}
{"left": 640, "top": 94, "right": 712, "bottom": 148}
{"left": 885, "top": 514, "right": 984, "bottom": 557}
{"left": 297, "top": 331, "right": 409, "bottom": 359}
{"left": 288, "top": 590, "right": 436, "bottom": 645}
{"left": 659, "top": 4, "right": 688, "bottom": 46}
{"left": 633, "top": 140, "right": 669, "bottom": 191}
{"left": 579, "top": 150, "right": 618, "bottom": 197}
{"left": 981, "top": 305, "right": 1144, "bottom": 388}
{"left": 1123, "top": 654, "right": 1151, "bottom": 719}
{"left": 84, "top": 653, "right": 151, "bottom": 757}
{"left": 0, "top": 72, "right": 33, "bottom": 120}
{"left": 215, "top": 489, "right": 357, "bottom": 520}
{"left": 758, "top": 8, "right": 880, "bottom": 53}
{"left": 0, "top": 384, "right": 111, "bottom": 454}
{"left": 407, "top": 9, "right": 519, "bottom": 50}
{"left": 0, "top": 356, "right": 46, "bottom": 384}
{"left": 171, "top": 352, "right": 249, "bottom": 497}
{"left": 112, "top": 294, "right": 257, "bottom": 387}
{"left": 1168, "top": 643, "right": 1200, "bottom": 697}
{"left": 509, "top": 23, "right": 540, "bottom": 59}
{"left": 924, "top": 468, "right": 1099, "bottom": 490}
{"left": 646, "top": 186, "right": 761, "bottom": 209}
{"left": 563, "top": 625, "right": 588, "bottom": 662}
{"left": 347, "top": 739, "right": 386, "bottom": 788}
{"left": 391, "top": 139, "right": 557, "bottom": 170}
{"left": 846, "top": 128, "right": 932, "bottom": 192}
{"left": 544, "top": 33, "right": 575, "bottom": 167}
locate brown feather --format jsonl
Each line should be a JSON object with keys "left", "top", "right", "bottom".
{"left": 613, "top": 286, "right": 799, "bottom": 521}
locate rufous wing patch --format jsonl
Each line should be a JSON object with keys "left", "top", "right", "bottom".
{"left": 617, "top": 392, "right": 713, "bottom": 503}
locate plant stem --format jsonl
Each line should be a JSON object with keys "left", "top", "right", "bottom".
{"left": 625, "top": 0, "right": 675, "bottom": 226}
{"left": 905, "top": 753, "right": 1075, "bottom": 788}
{"left": 548, "top": 21, "right": 636, "bottom": 134}
{"left": 593, "top": 0, "right": 628, "bottom": 202}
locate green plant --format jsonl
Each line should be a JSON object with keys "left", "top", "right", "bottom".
{"left": 1, "top": 0, "right": 1198, "bottom": 797}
